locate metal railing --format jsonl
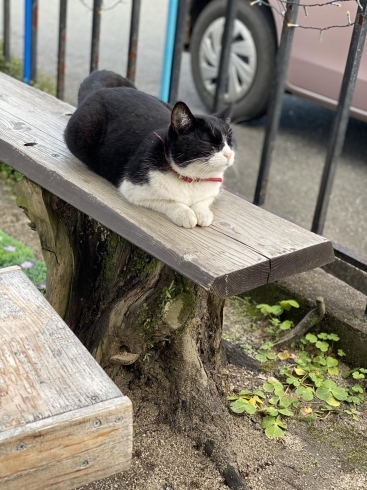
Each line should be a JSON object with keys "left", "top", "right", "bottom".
{"left": 210, "top": 0, "right": 367, "bottom": 312}
{"left": 1, "top": 0, "right": 142, "bottom": 98}
{"left": 1, "top": 0, "right": 366, "bottom": 312}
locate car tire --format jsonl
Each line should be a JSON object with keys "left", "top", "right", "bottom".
{"left": 190, "top": 0, "right": 277, "bottom": 121}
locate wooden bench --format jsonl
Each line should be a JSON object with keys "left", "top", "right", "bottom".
{"left": 0, "top": 73, "right": 334, "bottom": 297}
{"left": 0, "top": 72, "right": 335, "bottom": 489}
{"left": 0, "top": 266, "right": 132, "bottom": 490}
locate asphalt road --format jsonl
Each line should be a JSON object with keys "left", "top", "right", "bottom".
{"left": 1, "top": 0, "right": 366, "bottom": 257}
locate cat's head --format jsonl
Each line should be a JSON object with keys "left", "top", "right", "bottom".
{"left": 165, "top": 102, "right": 235, "bottom": 179}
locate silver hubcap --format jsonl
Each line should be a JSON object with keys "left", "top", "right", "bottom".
{"left": 198, "top": 17, "right": 257, "bottom": 102}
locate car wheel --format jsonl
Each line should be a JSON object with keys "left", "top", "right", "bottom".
{"left": 190, "top": 0, "right": 277, "bottom": 121}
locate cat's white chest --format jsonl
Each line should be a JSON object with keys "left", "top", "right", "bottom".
{"left": 119, "top": 169, "right": 222, "bottom": 228}
{"left": 120, "top": 170, "right": 221, "bottom": 208}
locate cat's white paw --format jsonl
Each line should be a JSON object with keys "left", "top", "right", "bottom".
{"left": 171, "top": 207, "right": 198, "bottom": 228}
{"left": 192, "top": 206, "right": 213, "bottom": 227}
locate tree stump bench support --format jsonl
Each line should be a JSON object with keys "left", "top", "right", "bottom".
{"left": 0, "top": 266, "right": 132, "bottom": 490}
{"left": 0, "top": 73, "right": 335, "bottom": 490}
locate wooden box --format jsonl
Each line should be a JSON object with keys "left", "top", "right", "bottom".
{"left": 0, "top": 266, "right": 132, "bottom": 490}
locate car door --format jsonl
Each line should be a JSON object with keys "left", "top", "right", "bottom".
{"left": 271, "top": 0, "right": 367, "bottom": 120}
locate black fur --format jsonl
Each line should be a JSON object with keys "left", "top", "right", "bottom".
{"left": 77, "top": 69, "right": 136, "bottom": 105}
{"left": 65, "top": 70, "right": 233, "bottom": 187}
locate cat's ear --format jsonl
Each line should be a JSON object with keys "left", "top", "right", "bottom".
{"left": 171, "top": 102, "right": 195, "bottom": 133}
{"left": 214, "top": 104, "right": 232, "bottom": 123}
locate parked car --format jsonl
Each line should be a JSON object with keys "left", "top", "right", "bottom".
{"left": 188, "top": 0, "right": 367, "bottom": 122}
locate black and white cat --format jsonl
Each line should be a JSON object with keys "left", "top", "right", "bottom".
{"left": 65, "top": 70, "right": 235, "bottom": 228}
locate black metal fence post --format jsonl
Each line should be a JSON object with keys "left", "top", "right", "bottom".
{"left": 126, "top": 0, "right": 141, "bottom": 84}
{"left": 57, "top": 0, "right": 68, "bottom": 100}
{"left": 31, "top": 0, "right": 38, "bottom": 82}
{"left": 90, "top": 0, "right": 102, "bottom": 73}
{"left": 3, "top": 0, "right": 10, "bottom": 62}
{"left": 253, "top": 0, "right": 300, "bottom": 206}
{"left": 168, "top": 0, "right": 189, "bottom": 106}
{"left": 311, "top": 0, "right": 367, "bottom": 235}
{"left": 213, "top": 0, "right": 237, "bottom": 113}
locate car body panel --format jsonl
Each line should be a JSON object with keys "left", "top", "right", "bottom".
{"left": 189, "top": 0, "right": 367, "bottom": 121}
{"left": 269, "top": 0, "right": 367, "bottom": 121}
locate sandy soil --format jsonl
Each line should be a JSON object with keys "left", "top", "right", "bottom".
{"left": 1, "top": 183, "right": 367, "bottom": 490}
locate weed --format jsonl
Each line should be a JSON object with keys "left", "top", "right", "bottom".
{"left": 0, "top": 42, "right": 55, "bottom": 94}
{"left": 255, "top": 341, "right": 276, "bottom": 363}
{"left": 228, "top": 298, "right": 366, "bottom": 439}
{"left": 0, "top": 162, "right": 23, "bottom": 200}
{"left": 253, "top": 299, "right": 300, "bottom": 338}
{"left": 0, "top": 229, "right": 46, "bottom": 290}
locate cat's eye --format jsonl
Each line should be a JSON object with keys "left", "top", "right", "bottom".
{"left": 202, "top": 135, "right": 214, "bottom": 144}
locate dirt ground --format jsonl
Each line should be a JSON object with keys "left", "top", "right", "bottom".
{"left": 1, "top": 184, "right": 367, "bottom": 490}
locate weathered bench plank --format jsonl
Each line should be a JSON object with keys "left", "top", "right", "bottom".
{"left": 0, "top": 73, "right": 334, "bottom": 297}
{"left": 0, "top": 266, "right": 132, "bottom": 490}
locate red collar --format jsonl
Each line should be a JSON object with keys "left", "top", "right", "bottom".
{"left": 167, "top": 167, "right": 223, "bottom": 183}
{"left": 153, "top": 132, "right": 223, "bottom": 184}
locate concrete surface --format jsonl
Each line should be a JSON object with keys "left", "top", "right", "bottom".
{"left": 0, "top": 0, "right": 366, "bottom": 258}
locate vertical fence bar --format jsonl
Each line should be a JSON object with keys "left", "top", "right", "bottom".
{"left": 57, "top": 0, "right": 68, "bottom": 100}
{"left": 213, "top": 0, "right": 237, "bottom": 113}
{"left": 311, "top": 0, "right": 367, "bottom": 235}
{"left": 23, "top": 0, "right": 32, "bottom": 84}
{"left": 90, "top": 0, "right": 102, "bottom": 73}
{"left": 253, "top": 0, "right": 300, "bottom": 206}
{"left": 30, "top": 0, "right": 38, "bottom": 82}
{"left": 3, "top": 0, "right": 10, "bottom": 62}
{"left": 126, "top": 0, "right": 141, "bottom": 84}
{"left": 160, "top": 0, "right": 179, "bottom": 102}
{"left": 168, "top": 0, "right": 189, "bottom": 105}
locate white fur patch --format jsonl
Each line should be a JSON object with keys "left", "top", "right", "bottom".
{"left": 119, "top": 141, "right": 235, "bottom": 228}
{"left": 180, "top": 113, "right": 190, "bottom": 128}
{"left": 120, "top": 170, "right": 221, "bottom": 228}
{"left": 169, "top": 141, "right": 234, "bottom": 181}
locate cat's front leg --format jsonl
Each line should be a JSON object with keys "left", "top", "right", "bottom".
{"left": 191, "top": 199, "right": 215, "bottom": 227}
{"left": 164, "top": 202, "right": 198, "bottom": 228}
{"left": 135, "top": 198, "right": 198, "bottom": 228}
{"left": 120, "top": 182, "right": 198, "bottom": 228}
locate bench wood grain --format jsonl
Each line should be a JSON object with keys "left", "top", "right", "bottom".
{"left": 0, "top": 72, "right": 334, "bottom": 297}
{"left": 0, "top": 266, "right": 132, "bottom": 490}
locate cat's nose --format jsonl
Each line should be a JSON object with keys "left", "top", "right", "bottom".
{"left": 222, "top": 145, "right": 233, "bottom": 162}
